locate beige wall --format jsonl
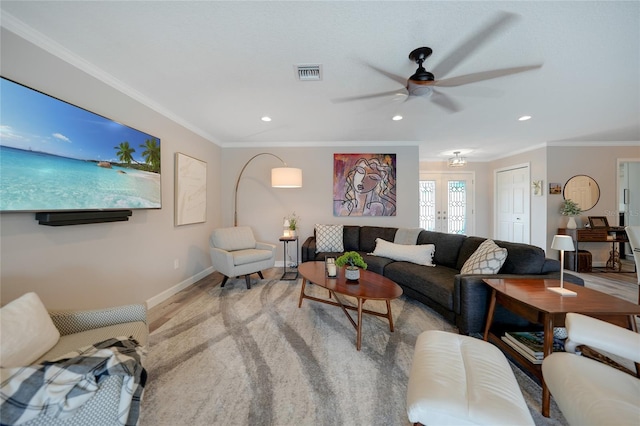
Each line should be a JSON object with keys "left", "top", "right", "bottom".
{"left": 421, "top": 145, "right": 640, "bottom": 263}
{"left": 223, "top": 146, "right": 420, "bottom": 265}
{"left": 546, "top": 145, "right": 640, "bottom": 264}
{"left": 2, "top": 28, "right": 637, "bottom": 311}
{"left": 0, "top": 29, "right": 222, "bottom": 309}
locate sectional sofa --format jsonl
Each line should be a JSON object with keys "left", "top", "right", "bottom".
{"left": 301, "top": 225, "right": 584, "bottom": 334}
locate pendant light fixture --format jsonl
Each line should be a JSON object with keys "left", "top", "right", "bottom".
{"left": 448, "top": 151, "right": 467, "bottom": 168}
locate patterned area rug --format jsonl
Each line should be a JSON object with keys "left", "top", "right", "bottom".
{"left": 140, "top": 278, "right": 567, "bottom": 425}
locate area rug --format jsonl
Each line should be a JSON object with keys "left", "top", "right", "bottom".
{"left": 140, "top": 278, "right": 567, "bottom": 425}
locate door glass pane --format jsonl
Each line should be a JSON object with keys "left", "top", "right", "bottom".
{"left": 419, "top": 180, "right": 436, "bottom": 231}
{"left": 448, "top": 180, "right": 466, "bottom": 234}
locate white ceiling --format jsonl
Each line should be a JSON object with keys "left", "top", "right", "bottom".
{"left": 1, "top": 1, "right": 639, "bottom": 161}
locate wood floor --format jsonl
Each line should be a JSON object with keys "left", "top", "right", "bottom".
{"left": 573, "top": 258, "right": 638, "bottom": 304}
{"left": 147, "top": 262, "right": 639, "bottom": 334}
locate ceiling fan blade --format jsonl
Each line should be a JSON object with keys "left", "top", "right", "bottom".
{"left": 435, "top": 64, "right": 542, "bottom": 87}
{"left": 331, "top": 89, "right": 407, "bottom": 104}
{"left": 432, "top": 11, "right": 520, "bottom": 78}
{"left": 364, "top": 63, "right": 407, "bottom": 86}
{"left": 431, "top": 89, "right": 462, "bottom": 113}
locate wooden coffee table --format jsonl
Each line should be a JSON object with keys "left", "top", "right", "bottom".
{"left": 298, "top": 261, "right": 403, "bottom": 351}
{"left": 482, "top": 278, "right": 640, "bottom": 418}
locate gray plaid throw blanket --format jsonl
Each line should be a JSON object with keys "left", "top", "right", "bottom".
{"left": 1, "top": 337, "right": 147, "bottom": 426}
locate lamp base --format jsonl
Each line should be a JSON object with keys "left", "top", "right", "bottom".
{"left": 548, "top": 287, "right": 577, "bottom": 297}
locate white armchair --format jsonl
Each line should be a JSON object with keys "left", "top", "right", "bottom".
{"left": 624, "top": 225, "right": 640, "bottom": 303}
{"left": 542, "top": 313, "right": 640, "bottom": 426}
{"left": 209, "top": 226, "right": 276, "bottom": 289}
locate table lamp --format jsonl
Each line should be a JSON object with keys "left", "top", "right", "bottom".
{"left": 549, "top": 235, "right": 577, "bottom": 296}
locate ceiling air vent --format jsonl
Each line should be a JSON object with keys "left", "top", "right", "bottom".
{"left": 295, "top": 64, "right": 322, "bottom": 81}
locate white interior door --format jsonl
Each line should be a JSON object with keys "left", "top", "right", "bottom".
{"left": 618, "top": 159, "right": 640, "bottom": 259}
{"left": 495, "top": 165, "right": 530, "bottom": 243}
{"left": 619, "top": 160, "right": 640, "bottom": 227}
{"left": 419, "top": 172, "right": 474, "bottom": 235}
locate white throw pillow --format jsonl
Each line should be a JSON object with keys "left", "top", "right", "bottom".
{"left": 315, "top": 224, "right": 344, "bottom": 253}
{"left": 0, "top": 292, "right": 60, "bottom": 367}
{"left": 370, "top": 238, "right": 436, "bottom": 266}
{"left": 460, "top": 239, "right": 508, "bottom": 274}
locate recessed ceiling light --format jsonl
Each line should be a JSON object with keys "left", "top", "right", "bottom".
{"left": 518, "top": 115, "right": 532, "bottom": 121}
{"left": 261, "top": 116, "right": 272, "bottom": 122}
{"left": 392, "top": 115, "right": 403, "bottom": 121}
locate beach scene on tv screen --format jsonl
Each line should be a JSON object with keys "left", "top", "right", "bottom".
{"left": 0, "top": 78, "right": 161, "bottom": 212}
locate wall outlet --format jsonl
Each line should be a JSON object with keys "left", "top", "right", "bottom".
{"left": 174, "top": 259, "right": 179, "bottom": 269}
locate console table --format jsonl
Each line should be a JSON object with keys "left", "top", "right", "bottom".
{"left": 557, "top": 227, "right": 629, "bottom": 272}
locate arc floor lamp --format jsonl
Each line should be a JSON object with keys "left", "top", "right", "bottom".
{"left": 234, "top": 153, "right": 302, "bottom": 226}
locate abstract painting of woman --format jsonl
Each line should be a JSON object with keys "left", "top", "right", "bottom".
{"left": 333, "top": 154, "right": 396, "bottom": 216}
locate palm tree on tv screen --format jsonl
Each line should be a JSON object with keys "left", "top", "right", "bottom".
{"left": 140, "top": 138, "right": 161, "bottom": 173}
{"left": 114, "top": 141, "right": 136, "bottom": 164}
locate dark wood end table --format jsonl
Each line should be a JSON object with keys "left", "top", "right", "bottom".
{"left": 482, "top": 278, "right": 640, "bottom": 418}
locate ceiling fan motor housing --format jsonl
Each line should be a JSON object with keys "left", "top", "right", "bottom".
{"left": 409, "top": 47, "right": 435, "bottom": 82}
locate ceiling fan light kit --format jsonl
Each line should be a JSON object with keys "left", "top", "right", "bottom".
{"left": 448, "top": 151, "right": 467, "bottom": 168}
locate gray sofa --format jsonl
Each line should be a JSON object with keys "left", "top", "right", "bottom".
{"left": 302, "top": 226, "right": 584, "bottom": 334}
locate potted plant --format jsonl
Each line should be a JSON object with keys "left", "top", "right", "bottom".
{"left": 284, "top": 212, "right": 300, "bottom": 237}
{"left": 335, "top": 251, "right": 368, "bottom": 282}
{"left": 560, "top": 199, "right": 582, "bottom": 229}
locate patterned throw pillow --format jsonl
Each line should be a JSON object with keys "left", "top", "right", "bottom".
{"left": 460, "top": 239, "right": 508, "bottom": 274}
{"left": 315, "top": 224, "right": 344, "bottom": 253}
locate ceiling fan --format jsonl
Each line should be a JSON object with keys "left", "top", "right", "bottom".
{"left": 332, "top": 12, "right": 542, "bottom": 113}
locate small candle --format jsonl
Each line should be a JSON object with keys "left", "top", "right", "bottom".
{"left": 327, "top": 263, "right": 337, "bottom": 277}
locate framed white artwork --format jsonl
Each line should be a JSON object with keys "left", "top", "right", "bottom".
{"left": 532, "top": 180, "right": 543, "bottom": 196}
{"left": 175, "top": 152, "right": 207, "bottom": 226}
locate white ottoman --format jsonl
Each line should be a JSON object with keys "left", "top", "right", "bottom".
{"left": 406, "top": 330, "right": 534, "bottom": 426}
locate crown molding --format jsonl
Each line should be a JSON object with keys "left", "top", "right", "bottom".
{"left": 1, "top": 12, "right": 221, "bottom": 147}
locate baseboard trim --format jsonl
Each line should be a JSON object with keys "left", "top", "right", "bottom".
{"left": 146, "top": 266, "right": 215, "bottom": 309}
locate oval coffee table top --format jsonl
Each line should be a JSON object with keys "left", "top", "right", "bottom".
{"left": 298, "top": 261, "right": 403, "bottom": 300}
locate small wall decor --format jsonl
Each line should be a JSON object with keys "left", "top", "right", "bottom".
{"left": 175, "top": 152, "right": 207, "bottom": 226}
{"left": 549, "top": 182, "right": 562, "bottom": 194}
{"left": 333, "top": 153, "right": 396, "bottom": 216}
{"left": 532, "top": 180, "right": 543, "bottom": 196}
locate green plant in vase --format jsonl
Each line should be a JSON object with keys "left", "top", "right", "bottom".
{"left": 284, "top": 212, "right": 300, "bottom": 236}
{"left": 335, "top": 251, "right": 367, "bottom": 281}
{"left": 560, "top": 199, "right": 582, "bottom": 229}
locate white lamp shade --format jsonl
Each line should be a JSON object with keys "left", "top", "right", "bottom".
{"left": 551, "top": 235, "right": 575, "bottom": 251}
{"left": 283, "top": 219, "right": 290, "bottom": 228}
{"left": 272, "top": 167, "right": 302, "bottom": 188}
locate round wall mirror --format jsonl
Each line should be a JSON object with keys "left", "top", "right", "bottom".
{"left": 563, "top": 175, "right": 600, "bottom": 211}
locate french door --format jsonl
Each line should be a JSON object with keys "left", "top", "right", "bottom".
{"left": 419, "top": 172, "right": 474, "bottom": 235}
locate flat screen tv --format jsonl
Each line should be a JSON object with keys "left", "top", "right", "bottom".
{"left": 0, "top": 77, "right": 161, "bottom": 212}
